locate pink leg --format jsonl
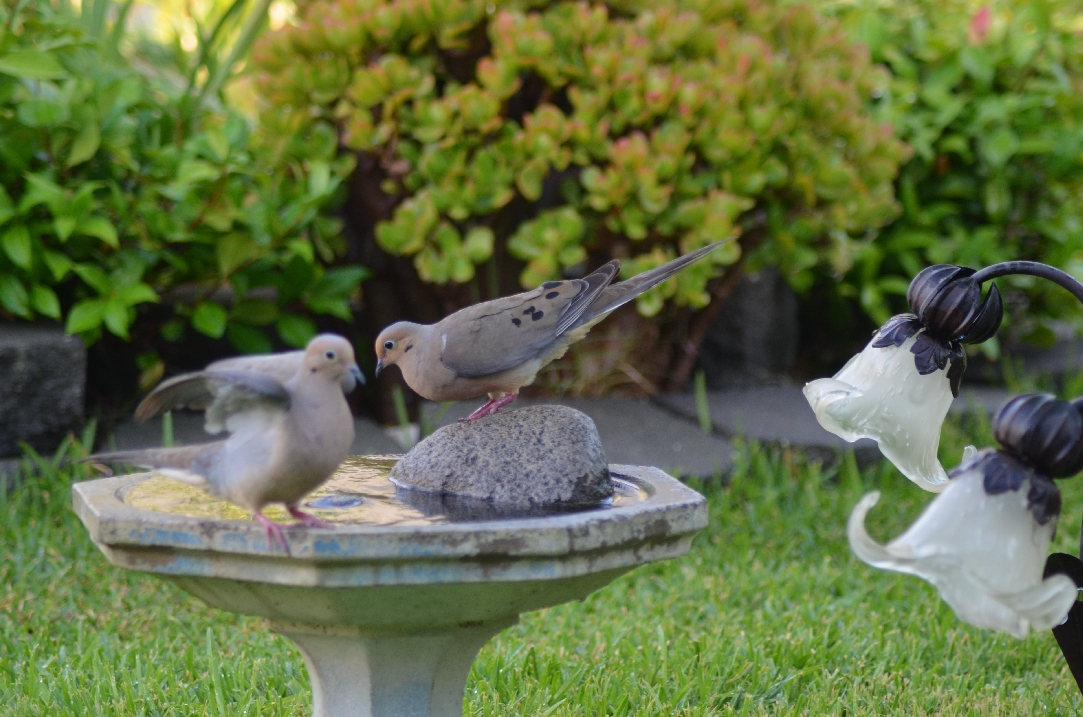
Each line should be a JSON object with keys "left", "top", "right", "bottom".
{"left": 253, "top": 510, "right": 290, "bottom": 555}
{"left": 288, "top": 506, "right": 334, "bottom": 529}
{"left": 459, "top": 394, "right": 518, "bottom": 422}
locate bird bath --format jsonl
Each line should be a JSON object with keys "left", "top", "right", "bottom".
{"left": 72, "top": 456, "right": 707, "bottom": 717}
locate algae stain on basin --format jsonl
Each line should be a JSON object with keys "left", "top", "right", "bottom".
{"left": 121, "top": 455, "right": 647, "bottom": 527}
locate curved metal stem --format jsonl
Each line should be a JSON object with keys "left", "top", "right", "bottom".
{"left": 971, "top": 261, "right": 1083, "bottom": 307}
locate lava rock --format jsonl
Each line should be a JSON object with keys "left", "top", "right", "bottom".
{"left": 0, "top": 324, "right": 85, "bottom": 457}
{"left": 390, "top": 405, "right": 612, "bottom": 507}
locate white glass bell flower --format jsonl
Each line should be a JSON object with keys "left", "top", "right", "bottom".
{"left": 804, "top": 315, "right": 959, "bottom": 492}
{"left": 848, "top": 450, "right": 1076, "bottom": 639}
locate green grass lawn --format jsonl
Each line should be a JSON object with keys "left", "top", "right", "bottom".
{"left": 2, "top": 412, "right": 1082, "bottom": 715}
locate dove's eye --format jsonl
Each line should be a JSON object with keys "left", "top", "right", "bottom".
{"left": 325, "top": 350, "right": 336, "bottom": 360}
{"left": 383, "top": 340, "right": 395, "bottom": 351}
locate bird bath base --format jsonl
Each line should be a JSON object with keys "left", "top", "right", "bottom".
{"left": 73, "top": 458, "right": 707, "bottom": 717}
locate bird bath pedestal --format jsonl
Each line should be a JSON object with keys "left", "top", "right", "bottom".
{"left": 72, "top": 458, "right": 707, "bottom": 717}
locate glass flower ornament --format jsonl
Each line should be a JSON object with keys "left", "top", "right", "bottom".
{"left": 849, "top": 394, "right": 1083, "bottom": 638}
{"left": 804, "top": 265, "right": 1002, "bottom": 491}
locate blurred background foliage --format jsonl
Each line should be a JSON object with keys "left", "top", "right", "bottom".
{"left": 829, "top": 0, "right": 1083, "bottom": 357}
{"left": 7, "top": 0, "right": 1083, "bottom": 417}
{"left": 0, "top": 0, "right": 368, "bottom": 401}
{"left": 250, "top": 0, "right": 910, "bottom": 399}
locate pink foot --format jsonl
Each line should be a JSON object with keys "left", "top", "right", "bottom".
{"left": 459, "top": 394, "right": 518, "bottom": 422}
{"left": 253, "top": 511, "right": 290, "bottom": 555}
{"left": 288, "top": 506, "right": 334, "bottom": 529}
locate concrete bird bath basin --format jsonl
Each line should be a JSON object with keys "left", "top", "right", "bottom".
{"left": 72, "top": 456, "right": 707, "bottom": 717}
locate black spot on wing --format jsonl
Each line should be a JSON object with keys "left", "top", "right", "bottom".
{"left": 545, "top": 291, "right": 559, "bottom": 299}
{"left": 541, "top": 281, "right": 562, "bottom": 289}
{"left": 512, "top": 318, "right": 521, "bottom": 326}
{"left": 523, "top": 306, "right": 535, "bottom": 315}
{"left": 404, "top": 344, "right": 413, "bottom": 352}
{"left": 532, "top": 311, "right": 544, "bottom": 321}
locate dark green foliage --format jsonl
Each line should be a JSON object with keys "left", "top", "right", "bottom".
{"left": 836, "top": 0, "right": 1083, "bottom": 345}
{"left": 0, "top": 0, "right": 368, "bottom": 354}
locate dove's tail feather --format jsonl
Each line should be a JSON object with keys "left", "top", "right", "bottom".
{"left": 82, "top": 444, "right": 223, "bottom": 487}
{"left": 578, "top": 239, "right": 732, "bottom": 325}
{"left": 82, "top": 443, "right": 222, "bottom": 470}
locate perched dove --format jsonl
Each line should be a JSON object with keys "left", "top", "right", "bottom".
{"left": 86, "top": 334, "right": 362, "bottom": 552}
{"left": 374, "top": 240, "right": 729, "bottom": 420}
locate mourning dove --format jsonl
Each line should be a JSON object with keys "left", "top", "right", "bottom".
{"left": 374, "top": 240, "right": 729, "bottom": 420}
{"left": 86, "top": 334, "right": 362, "bottom": 552}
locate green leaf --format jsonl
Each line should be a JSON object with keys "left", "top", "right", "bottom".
{"left": 43, "top": 251, "right": 72, "bottom": 281}
{"left": 230, "top": 298, "right": 278, "bottom": 326}
{"left": 65, "top": 298, "right": 105, "bottom": 333}
{"left": 192, "top": 302, "right": 228, "bottom": 338}
{"left": 0, "top": 275, "right": 30, "bottom": 317}
{"left": 308, "top": 162, "right": 331, "bottom": 197}
{"left": 77, "top": 217, "right": 119, "bottom": 247}
{"left": 276, "top": 314, "right": 317, "bottom": 348}
{"left": 30, "top": 285, "right": 60, "bottom": 319}
{"left": 175, "top": 160, "right": 221, "bottom": 185}
{"left": 982, "top": 129, "right": 1019, "bottom": 169}
{"left": 67, "top": 122, "right": 101, "bottom": 167}
{"left": 54, "top": 216, "right": 77, "bottom": 241}
{"left": 0, "top": 50, "right": 67, "bottom": 80}
{"left": 217, "top": 234, "right": 256, "bottom": 276}
{"left": 464, "top": 227, "right": 494, "bottom": 263}
{"left": 102, "top": 298, "right": 131, "bottom": 339}
{"left": 310, "top": 266, "right": 371, "bottom": 298}
{"left": 2, "top": 226, "right": 33, "bottom": 269}
{"left": 115, "top": 283, "right": 159, "bottom": 306}
{"left": 72, "top": 264, "right": 112, "bottom": 294}
{"left": 226, "top": 323, "right": 272, "bottom": 354}
{"left": 20, "top": 174, "right": 65, "bottom": 213}
{"left": 17, "top": 100, "right": 67, "bottom": 129}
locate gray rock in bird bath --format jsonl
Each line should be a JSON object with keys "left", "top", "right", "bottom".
{"left": 73, "top": 455, "right": 706, "bottom": 717}
{"left": 390, "top": 405, "right": 612, "bottom": 507}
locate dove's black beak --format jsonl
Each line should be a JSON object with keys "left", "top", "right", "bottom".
{"left": 374, "top": 358, "right": 385, "bottom": 377}
{"left": 350, "top": 364, "right": 365, "bottom": 386}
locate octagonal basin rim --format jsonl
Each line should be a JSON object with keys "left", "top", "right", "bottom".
{"left": 73, "top": 463, "right": 708, "bottom": 564}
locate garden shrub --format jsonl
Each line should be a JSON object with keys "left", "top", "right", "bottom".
{"left": 251, "top": 0, "right": 908, "bottom": 387}
{"left": 0, "top": 0, "right": 366, "bottom": 361}
{"left": 835, "top": 0, "right": 1083, "bottom": 347}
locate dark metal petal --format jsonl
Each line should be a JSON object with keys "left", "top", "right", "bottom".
{"left": 920, "top": 277, "right": 982, "bottom": 340}
{"left": 909, "top": 332, "right": 953, "bottom": 374}
{"left": 906, "top": 264, "right": 971, "bottom": 316}
{"left": 871, "top": 314, "right": 923, "bottom": 349}
{"left": 959, "top": 283, "right": 1004, "bottom": 345}
{"left": 946, "top": 344, "right": 967, "bottom": 398}
{"left": 981, "top": 451, "right": 1030, "bottom": 495}
{"left": 995, "top": 394, "right": 1083, "bottom": 477}
{"left": 1028, "top": 474, "right": 1063, "bottom": 526}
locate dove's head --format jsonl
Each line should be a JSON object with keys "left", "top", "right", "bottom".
{"left": 374, "top": 322, "right": 422, "bottom": 377}
{"left": 304, "top": 334, "right": 363, "bottom": 389}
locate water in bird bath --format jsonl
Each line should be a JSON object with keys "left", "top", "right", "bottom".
{"left": 121, "top": 454, "right": 647, "bottom": 526}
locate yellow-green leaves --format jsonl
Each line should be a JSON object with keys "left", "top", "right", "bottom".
{"left": 508, "top": 208, "right": 586, "bottom": 288}
{"left": 254, "top": 0, "right": 906, "bottom": 318}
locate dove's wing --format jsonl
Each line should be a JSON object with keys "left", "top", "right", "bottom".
{"left": 209, "top": 350, "right": 362, "bottom": 392}
{"left": 136, "top": 370, "right": 291, "bottom": 434}
{"left": 207, "top": 352, "right": 304, "bottom": 385}
{"left": 436, "top": 262, "right": 619, "bottom": 379}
